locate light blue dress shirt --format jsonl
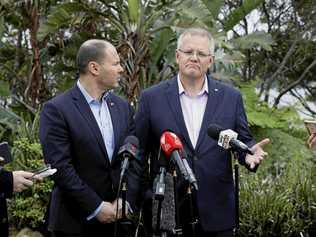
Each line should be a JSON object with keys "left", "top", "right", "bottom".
{"left": 77, "top": 80, "right": 114, "bottom": 220}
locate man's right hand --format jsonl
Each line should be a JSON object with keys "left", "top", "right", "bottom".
{"left": 95, "top": 201, "right": 116, "bottom": 223}
{"left": 307, "top": 133, "right": 316, "bottom": 150}
{"left": 12, "top": 171, "right": 35, "bottom": 193}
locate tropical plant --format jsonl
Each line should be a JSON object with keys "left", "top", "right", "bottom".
{"left": 6, "top": 112, "right": 53, "bottom": 232}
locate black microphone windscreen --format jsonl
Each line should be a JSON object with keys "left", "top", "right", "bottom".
{"left": 207, "top": 124, "right": 223, "bottom": 140}
{"left": 123, "top": 135, "right": 139, "bottom": 148}
{"left": 152, "top": 173, "right": 175, "bottom": 232}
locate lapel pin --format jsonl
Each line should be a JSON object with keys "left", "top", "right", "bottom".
{"left": 110, "top": 102, "right": 115, "bottom": 107}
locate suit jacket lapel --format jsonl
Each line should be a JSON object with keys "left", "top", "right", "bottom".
{"left": 195, "top": 76, "right": 221, "bottom": 151}
{"left": 106, "top": 93, "right": 121, "bottom": 165}
{"left": 165, "top": 78, "right": 194, "bottom": 152}
{"left": 71, "top": 85, "right": 110, "bottom": 163}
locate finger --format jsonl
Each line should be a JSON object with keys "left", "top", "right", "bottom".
{"left": 17, "top": 183, "right": 27, "bottom": 192}
{"left": 32, "top": 175, "right": 44, "bottom": 181}
{"left": 257, "top": 138, "right": 270, "bottom": 147}
{"left": 22, "top": 178, "right": 34, "bottom": 187}
{"left": 310, "top": 135, "right": 316, "bottom": 148}
{"left": 20, "top": 171, "right": 36, "bottom": 179}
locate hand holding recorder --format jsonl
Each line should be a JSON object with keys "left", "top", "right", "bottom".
{"left": 305, "top": 120, "right": 316, "bottom": 150}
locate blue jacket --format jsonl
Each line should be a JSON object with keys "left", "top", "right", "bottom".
{"left": 135, "top": 76, "right": 255, "bottom": 232}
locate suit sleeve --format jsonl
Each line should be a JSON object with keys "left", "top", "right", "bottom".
{"left": 135, "top": 91, "right": 152, "bottom": 201}
{"left": 126, "top": 103, "right": 143, "bottom": 210}
{"left": 234, "top": 93, "right": 257, "bottom": 171}
{"left": 39, "top": 102, "right": 102, "bottom": 217}
{"left": 0, "top": 169, "right": 13, "bottom": 198}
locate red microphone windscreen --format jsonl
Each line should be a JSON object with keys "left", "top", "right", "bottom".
{"left": 160, "top": 131, "right": 183, "bottom": 157}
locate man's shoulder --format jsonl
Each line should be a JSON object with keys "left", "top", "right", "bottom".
{"left": 141, "top": 78, "right": 175, "bottom": 95}
{"left": 108, "top": 92, "right": 130, "bottom": 106}
{"left": 209, "top": 77, "right": 242, "bottom": 97}
{"left": 46, "top": 88, "right": 73, "bottom": 105}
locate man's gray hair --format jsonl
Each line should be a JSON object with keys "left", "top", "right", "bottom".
{"left": 76, "top": 39, "right": 110, "bottom": 74}
{"left": 177, "top": 28, "right": 215, "bottom": 55}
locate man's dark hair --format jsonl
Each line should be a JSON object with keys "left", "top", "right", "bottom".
{"left": 76, "top": 39, "right": 108, "bottom": 74}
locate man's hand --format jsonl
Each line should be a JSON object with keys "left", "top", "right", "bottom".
{"left": 12, "top": 171, "right": 35, "bottom": 193}
{"left": 307, "top": 133, "right": 316, "bottom": 150}
{"left": 112, "top": 198, "right": 132, "bottom": 219}
{"left": 95, "top": 201, "right": 116, "bottom": 224}
{"left": 245, "top": 138, "right": 270, "bottom": 169}
{"left": 112, "top": 198, "right": 123, "bottom": 220}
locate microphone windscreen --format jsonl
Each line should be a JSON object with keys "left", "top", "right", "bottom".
{"left": 123, "top": 135, "right": 139, "bottom": 148}
{"left": 207, "top": 124, "right": 223, "bottom": 140}
{"left": 118, "top": 135, "right": 139, "bottom": 158}
{"left": 152, "top": 172, "right": 175, "bottom": 232}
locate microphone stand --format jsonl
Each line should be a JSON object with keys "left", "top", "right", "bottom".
{"left": 173, "top": 170, "right": 182, "bottom": 237}
{"left": 122, "top": 181, "right": 127, "bottom": 220}
{"left": 115, "top": 175, "right": 133, "bottom": 237}
{"left": 233, "top": 152, "right": 240, "bottom": 237}
{"left": 154, "top": 167, "right": 167, "bottom": 237}
{"left": 187, "top": 185, "right": 197, "bottom": 237}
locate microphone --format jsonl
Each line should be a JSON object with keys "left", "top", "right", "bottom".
{"left": 207, "top": 124, "right": 254, "bottom": 155}
{"left": 160, "top": 131, "right": 198, "bottom": 190}
{"left": 152, "top": 171, "right": 175, "bottom": 234}
{"left": 118, "top": 135, "right": 139, "bottom": 179}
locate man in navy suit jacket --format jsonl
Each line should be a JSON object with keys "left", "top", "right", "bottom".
{"left": 135, "top": 28, "right": 269, "bottom": 237}
{"left": 40, "top": 39, "right": 140, "bottom": 237}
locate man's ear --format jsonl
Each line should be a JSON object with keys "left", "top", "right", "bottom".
{"left": 208, "top": 55, "right": 214, "bottom": 68}
{"left": 210, "top": 55, "right": 214, "bottom": 64}
{"left": 175, "top": 50, "right": 180, "bottom": 64}
{"left": 88, "top": 61, "right": 100, "bottom": 76}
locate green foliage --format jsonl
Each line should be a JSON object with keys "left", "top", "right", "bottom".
{"left": 8, "top": 178, "right": 52, "bottom": 229}
{"left": 37, "top": 2, "right": 88, "bottom": 41}
{"left": 240, "top": 128, "right": 315, "bottom": 236}
{"left": 0, "top": 80, "right": 10, "bottom": 96}
{"left": 0, "top": 105, "right": 21, "bottom": 142}
{"left": 223, "top": 0, "right": 264, "bottom": 31}
{"left": 6, "top": 113, "right": 53, "bottom": 230}
{"left": 201, "top": 0, "right": 223, "bottom": 19}
{"left": 233, "top": 32, "right": 274, "bottom": 51}
{"left": 239, "top": 80, "right": 300, "bottom": 130}
{"left": 128, "top": 0, "right": 140, "bottom": 24}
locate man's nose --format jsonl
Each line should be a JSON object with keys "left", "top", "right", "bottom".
{"left": 119, "top": 65, "right": 124, "bottom": 73}
{"left": 190, "top": 52, "right": 199, "bottom": 61}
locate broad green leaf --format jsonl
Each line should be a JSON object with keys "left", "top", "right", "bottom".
{"left": 128, "top": 0, "right": 140, "bottom": 23}
{"left": 0, "top": 15, "right": 4, "bottom": 40}
{"left": 151, "top": 28, "right": 174, "bottom": 65}
{"left": 0, "top": 80, "right": 10, "bottom": 96}
{"left": 201, "top": 0, "right": 224, "bottom": 19}
{"left": 174, "top": 0, "right": 214, "bottom": 29}
{"left": 224, "top": 0, "right": 264, "bottom": 31}
{"left": 0, "top": 105, "right": 21, "bottom": 124}
{"left": 37, "top": 2, "right": 87, "bottom": 41}
{"left": 233, "top": 32, "right": 274, "bottom": 51}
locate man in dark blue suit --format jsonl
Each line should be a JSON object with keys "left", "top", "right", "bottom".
{"left": 40, "top": 39, "right": 140, "bottom": 237}
{"left": 135, "top": 28, "right": 269, "bottom": 237}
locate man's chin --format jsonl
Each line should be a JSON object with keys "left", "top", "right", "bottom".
{"left": 109, "top": 82, "right": 120, "bottom": 89}
{"left": 183, "top": 71, "right": 203, "bottom": 79}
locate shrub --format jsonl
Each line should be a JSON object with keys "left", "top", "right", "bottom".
{"left": 239, "top": 128, "right": 316, "bottom": 236}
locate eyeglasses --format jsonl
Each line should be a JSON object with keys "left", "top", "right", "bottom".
{"left": 177, "top": 48, "right": 212, "bottom": 58}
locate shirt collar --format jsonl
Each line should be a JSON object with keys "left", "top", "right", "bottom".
{"left": 77, "top": 80, "right": 109, "bottom": 104}
{"left": 177, "top": 74, "right": 209, "bottom": 96}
